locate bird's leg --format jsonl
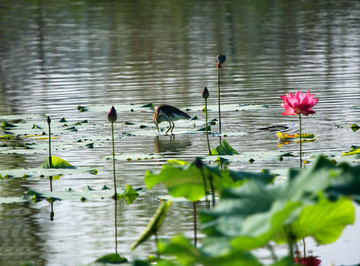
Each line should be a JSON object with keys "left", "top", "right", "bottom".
{"left": 165, "top": 121, "right": 172, "bottom": 135}
{"left": 170, "top": 121, "right": 175, "bottom": 134}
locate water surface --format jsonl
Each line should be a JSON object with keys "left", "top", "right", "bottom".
{"left": 1, "top": 0, "right": 360, "bottom": 265}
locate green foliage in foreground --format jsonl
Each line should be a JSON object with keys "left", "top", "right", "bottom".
{"left": 144, "top": 159, "right": 274, "bottom": 202}
{"left": 131, "top": 200, "right": 172, "bottom": 250}
{"left": 148, "top": 155, "right": 358, "bottom": 265}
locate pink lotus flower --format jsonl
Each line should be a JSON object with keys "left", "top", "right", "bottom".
{"left": 280, "top": 90, "right": 318, "bottom": 116}
{"left": 294, "top": 256, "right": 321, "bottom": 266}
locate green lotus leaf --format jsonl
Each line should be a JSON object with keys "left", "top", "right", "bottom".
{"left": 158, "top": 235, "right": 261, "bottom": 266}
{"left": 290, "top": 195, "right": 355, "bottom": 244}
{"left": 41, "top": 156, "right": 73, "bottom": 169}
{"left": 210, "top": 140, "right": 239, "bottom": 155}
{"left": 95, "top": 253, "right": 128, "bottom": 263}
{"left": 201, "top": 155, "right": 358, "bottom": 251}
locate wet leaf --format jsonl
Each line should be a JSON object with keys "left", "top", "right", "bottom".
{"left": 131, "top": 200, "right": 172, "bottom": 250}
{"left": 145, "top": 159, "right": 273, "bottom": 202}
{"left": 291, "top": 195, "right": 355, "bottom": 244}
{"left": 85, "top": 143, "right": 94, "bottom": 148}
{"left": 201, "top": 155, "right": 357, "bottom": 250}
{"left": 77, "top": 105, "right": 88, "bottom": 112}
{"left": 342, "top": 145, "right": 360, "bottom": 156}
{"left": 351, "top": 123, "right": 359, "bottom": 132}
{"left": 210, "top": 140, "right": 239, "bottom": 155}
{"left": 95, "top": 253, "right": 128, "bottom": 263}
{"left": 141, "top": 103, "right": 155, "bottom": 109}
{"left": 158, "top": 235, "right": 261, "bottom": 266}
{"left": 0, "top": 135, "right": 14, "bottom": 140}
{"left": 41, "top": 156, "right": 73, "bottom": 169}
{"left": 1, "top": 121, "right": 17, "bottom": 128}
{"left": 196, "top": 126, "right": 211, "bottom": 131}
{"left": 114, "top": 184, "right": 139, "bottom": 204}
{"left": 0, "top": 166, "right": 99, "bottom": 179}
{"left": 277, "top": 132, "right": 316, "bottom": 140}
{"left": 24, "top": 184, "right": 140, "bottom": 203}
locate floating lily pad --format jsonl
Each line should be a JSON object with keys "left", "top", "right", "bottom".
{"left": 0, "top": 166, "right": 99, "bottom": 179}
{"left": 41, "top": 156, "right": 73, "bottom": 169}
{"left": 1, "top": 121, "right": 17, "bottom": 128}
{"left": 210, "top": 140, "right": 239, "bottom": 155}
{"left": 95, "top": 253, "right": 128, "bottom": 263}
{"left": 24, "top": 184, "right": 140, "bottom": 203}
{"left": 0, "top": 135, "right": 14, "bottom": 140}
{"left": 351, "top": 123, "right": 359, "bottom": 132}
{"left": 277, "top": 132, "right": 316, "bottom": 141}
{"left": 103, "top": 153, "right": 163, "bottom": 161}
{"left": 342, "top": 146, "right": 360, "bottom": 156}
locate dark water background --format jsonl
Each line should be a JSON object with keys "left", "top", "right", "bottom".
{"left": 0, "top": 0, "right": 360, "bottom": 265}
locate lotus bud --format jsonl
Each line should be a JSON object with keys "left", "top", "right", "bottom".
{"left": 108, "top": 106, "right": 117, "bottom": 123}
{"left": 202, "top": 86, "right": 209, "bottom": 99}
{"left": 47, "top": 116, "right": 51, "bottom": 124}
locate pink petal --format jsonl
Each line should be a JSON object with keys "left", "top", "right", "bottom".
{"left": 282, "top": 108, "right": 297, "bottom": 115}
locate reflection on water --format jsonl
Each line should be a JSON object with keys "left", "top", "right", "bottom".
{"left": 153, "top": 135, "right": 192, "bottom": 154}
{"left": 1, "top": 0, "right": 360, "bottom": 265}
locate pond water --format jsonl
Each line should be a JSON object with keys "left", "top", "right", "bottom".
{"left": 1, "top": 0, "right": 360, "bottom": 265}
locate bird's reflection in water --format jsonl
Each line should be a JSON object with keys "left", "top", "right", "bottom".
{"left": 154, "top": 135, "right": 191, "bottom": 154}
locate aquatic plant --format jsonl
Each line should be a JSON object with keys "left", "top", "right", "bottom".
{"left": 216, "top": 54, "right": 226, "bottom": 133}
{"left": 156, "top": 155, "right": 357, "bottom": 265}
{"left": 108, "top": 106, "right": 118, "bottom": 197}
{"left": 47, "top": 116, "right": 53, "bottom": 168}
{"left": 202, "top": 86, "right": 212, "bottom": 155}
{"left": 280, "top": 90, "right": 318, "bottom": 168}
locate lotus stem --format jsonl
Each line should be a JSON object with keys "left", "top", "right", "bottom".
{"left": 47, "top": 116, "right": 53, "bottom": 193}
{"left": 303, "top": 237, "right": 306, "bottom": 258}
{"left": 217, "top": 66, "right": 222, "bottom": 133}
{"left": 209, "top": 174, "right": 215, "bottom": 207}
{"left": 200, "top": 169, "right": 209, "bottom": 208}
{"left": 114, "top": 198, "right": 118, "bottom": 254}
{"left": 155, "top": 232, "right": 160, "bottom": 258}
{"left": 205, "top": 98, "right": 211, "bottom": 155}
{"left": 299, "top": 114, "right": 302, "bottom": 168}
{"left": 47, "top": 116, "right": 52, "bottom": 168}
{"left": 195, "top": 158, "right": 209, "bottom": 208}
{"left": 193, "top": 201, "right": 197, "bottom": 247}
{"left": 266, "top": 243, "right": 278, "bottom": 262}
{"left": 286, "top": 225, "right": 295, "bottom": 260}
{"left": 111, "top": 121, "right": 117, "bottom": 197}
{"left": 108, "top": 106, "right": 118, "bottom": 198}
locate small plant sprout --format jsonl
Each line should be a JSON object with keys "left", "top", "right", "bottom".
{"left": 216, "top": 54, "right": 226, "bottom": 133}
{"left": 108, "top": 106, "right": 118, "bottom": 197}
{"left": 202, "top": 86, "right": 211, "bottom": 155}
